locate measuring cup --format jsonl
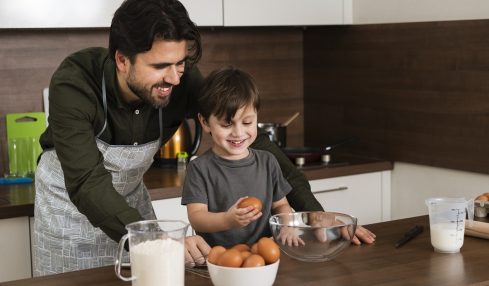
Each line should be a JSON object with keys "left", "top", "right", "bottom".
{"left": 425, "top": 197, "right": 474, "bottom": 253}
{"left": 115, "top": 220, "right": 189, "bottom": 286}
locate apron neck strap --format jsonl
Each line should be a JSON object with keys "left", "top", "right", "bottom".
{"left": 96, "top": 73, "right": 164, "bottom": 142}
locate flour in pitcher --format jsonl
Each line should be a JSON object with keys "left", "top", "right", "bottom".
{"left": 130, "top": 238, "right": 184, "bottom": 286}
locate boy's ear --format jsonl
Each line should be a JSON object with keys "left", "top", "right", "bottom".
{"left": 198, "top": 113, "right": 211, "bottom": 133}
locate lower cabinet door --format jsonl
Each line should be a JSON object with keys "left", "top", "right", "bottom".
{"left": 152, "top": 197, "right": 189, "bottom": 222}
{"left": 0, "top": 216, "right": 31, "bottom": 282}
{"left": 309, "top": 172, "right": 384, "bottom": 225}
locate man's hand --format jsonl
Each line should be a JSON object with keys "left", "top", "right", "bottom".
{"left": 184, "top": 235, "right": 211, "bottom": 267}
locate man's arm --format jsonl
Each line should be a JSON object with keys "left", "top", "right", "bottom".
{"left": 251, "top": 133, "right": 324, "bottom": 212}
{"left": 48, "top": 76, "right": 143, "bottom": 242}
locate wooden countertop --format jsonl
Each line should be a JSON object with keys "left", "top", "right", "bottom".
{"left": 5, "top": 215, "right": 489, "bottom": 286}
{"left": 0, "top": 154, "right": 392, "bottom": 219}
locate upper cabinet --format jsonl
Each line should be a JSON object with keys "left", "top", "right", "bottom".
{"left": 353, "top": 0, "right": 489, "bottom": 24}
{"left": 0, "top": 0, "right": 222, "bottom": 28}
{"left": 0, "top": 0, "right": 123, "bottom": 28}
{"left": 223, "top": 0, "right": 352, "bottom": 26}
{"left": 0, "top": 0, "right": 351, "bottom": 28}
{"left": 179, "top": 0, "right": 224, "bottom": 26}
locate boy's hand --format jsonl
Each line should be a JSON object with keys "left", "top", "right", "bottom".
{"left": 226, "top": 197, "right": 263, "bottom": 228}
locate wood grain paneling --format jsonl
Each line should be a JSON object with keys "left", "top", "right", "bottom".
{"left": 198, "top": 28, "right": 304, "bottom": 154}
{"left": 304, "top": 20, "right": 489, "bottom": 174}
{"left": 0, "top": 28, "right": 304, "bottom": 175}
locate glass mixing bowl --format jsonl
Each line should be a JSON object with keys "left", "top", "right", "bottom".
{"left": 269, "top": 211, "right": 357, "bottom": 262}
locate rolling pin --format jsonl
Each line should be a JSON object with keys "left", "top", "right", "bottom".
{"left": 465, "top": 220, "right": 489, "bottom": 240}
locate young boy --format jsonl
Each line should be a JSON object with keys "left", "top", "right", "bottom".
{"left": 181, "top": 67, "right": 300, "bottom": 248}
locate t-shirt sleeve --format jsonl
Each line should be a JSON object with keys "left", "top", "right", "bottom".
{"left": 181, "top": 160, "right": 209, "bottom": 205}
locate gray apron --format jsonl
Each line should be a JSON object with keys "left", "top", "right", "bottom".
{"left": 32, "top": 76, "right": 162, "bottom": 276}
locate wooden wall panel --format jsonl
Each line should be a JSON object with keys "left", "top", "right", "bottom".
{"left": 198, "top": 28, "right": 304, "bottom": 154}
{"left": 304, "top": 20, "right": 489, "bottom": 174}
{"left": 0, "top": 28, "right": 303, "bottom": 175}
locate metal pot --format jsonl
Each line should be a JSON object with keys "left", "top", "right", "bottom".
{"left": 282, "top": 137, "right": 358, "bottom": 164}
{"left": 258, "top": 123, "right": 287, "bottom": 148}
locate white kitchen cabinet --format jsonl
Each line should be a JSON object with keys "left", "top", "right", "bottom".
{"left": 223, "top": 0, "right": 352, "bottom": 26}
{"left": 152, "top": 198, "right": 194, "bottom": 235}
{"left": 353, "top": 0, "right": 489, "bottom": 24}
{"left": 0, "top": 0, "right": 223, "bottom": 28}
{"left": 152, "top": 197, "right": 189, "bottom": 222}
{"left": 179, "top": 0, "right": 224, "bottom": 26}
{"left": 0, "top": 217, "right": 31, "bottom": 282}
{"left": 309, "top": 171, "right": 391, "bottom": 225}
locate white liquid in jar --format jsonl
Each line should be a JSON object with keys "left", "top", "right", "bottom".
{"left": 130, "top": 238, "right": 184, "bottom": 286}
{"left": 430, "top": 223, "right": 464, "bottom": 253}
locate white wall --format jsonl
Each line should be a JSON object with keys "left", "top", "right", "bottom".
{"left": 391, "top": 162, "right": 487, "bottom": 219}
{"left": 353, "top": 0, "right": 489, "bottom": 24}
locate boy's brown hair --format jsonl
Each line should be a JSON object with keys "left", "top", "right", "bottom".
{"left": 198, "top": 67, "right": 260, "bottom": 123}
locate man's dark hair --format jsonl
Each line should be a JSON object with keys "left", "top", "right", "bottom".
{"left": 109, "top": 0, "right": 201, "bottom": 66}
{"left": 198, "top": 67, "right": 260, "bottom": 123}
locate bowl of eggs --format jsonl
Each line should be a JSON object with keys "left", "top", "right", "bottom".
{"left": 269, "top": 211, "right": 357, "bottom": 262}
{"left": 206, "top": 237, "right": 280, "bottom": 286}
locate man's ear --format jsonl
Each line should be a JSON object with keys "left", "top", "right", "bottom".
{"left": 114, "top": 50, "right": 129, "bottom": 73}
{"left": 198, "top": 113, "right": 211, "bottom": 133}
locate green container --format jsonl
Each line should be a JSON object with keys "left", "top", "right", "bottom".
{"left": 6, "top": 112, "right": 46, "bottom": 178}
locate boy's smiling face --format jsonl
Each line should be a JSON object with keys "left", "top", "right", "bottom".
{"left": 200, "top": 104, "right": 258, "bottom": 160}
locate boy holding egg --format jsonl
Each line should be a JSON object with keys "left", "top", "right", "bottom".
{"left": 181, "top": 67, "right": 302, "bottom": 248}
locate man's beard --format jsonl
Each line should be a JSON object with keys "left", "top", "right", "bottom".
{"left": 126, "top": 73, "right": 171, "bottom": 109}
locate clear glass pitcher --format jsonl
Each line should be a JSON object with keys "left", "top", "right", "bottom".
{"left": 425, "top": 197, "right": 474, "bottom": 253}
{"left": 115, "top": 220, "right": 189, "bottom": 286}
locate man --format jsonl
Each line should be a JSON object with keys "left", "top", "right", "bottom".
{"left": 32, "top": 0, "right": 374, "bottom": 276}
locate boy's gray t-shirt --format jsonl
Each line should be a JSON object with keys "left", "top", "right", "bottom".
{"left": 181, "top": 148, "right": 292, "bottom": 247}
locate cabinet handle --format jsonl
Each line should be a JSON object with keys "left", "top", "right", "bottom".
{"left": 314, "top": 186, "right": 348, "bottom": 194}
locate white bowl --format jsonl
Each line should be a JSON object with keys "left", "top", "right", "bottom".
{"left": 207, "top": 259, "right": 279, "bottom": 286}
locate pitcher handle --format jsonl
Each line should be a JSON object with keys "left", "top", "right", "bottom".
{"left": 115, "top": 234, "right": 134, "bottom": 282}
{"left": 467, "top": 198, "right": 475, "bottom": 227}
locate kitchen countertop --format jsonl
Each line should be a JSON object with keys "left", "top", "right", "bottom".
{"left": 4, "top": 215, "right": 489, "bottom": 286}
{"left": 0, "top": 154, "right": 392, "bottom": 219}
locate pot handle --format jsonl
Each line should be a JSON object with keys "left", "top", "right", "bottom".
{"left": 323, "top": 136, "right": 358, "bottom": 152}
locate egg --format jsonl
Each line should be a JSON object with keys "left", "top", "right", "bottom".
{"left": 242, "top": 254, "right": 265, "bottom": 268}
{"left": 232, "top": 243, "right": 251, "bottom": 252}
{"left": 207, "top": 245, "right": 226, "bottom": 264}
{"left": 217, "top": 249, "right": 243, "bottom": 267}
{"left": 476, "top": 195, "right": 489, "bottom": 202}
{"left": 251, "top": 243, "right": 259, "bottom": 254}
{"left": 240, "top": 250, "right": 252, "bottom": 260}
{"left": 257, "top": 237, "right": 280, "bottom": 264}
{"left": 238, "top": 197, "right": 263, "bottom": 212}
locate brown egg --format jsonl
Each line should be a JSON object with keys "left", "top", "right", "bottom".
{"left": 476, "top": 195, "right": 489, "bottom": 202}
{"left": 232, "top": 243, "right": 251, "bottom": 252}
{"left": 240, "top": 250, "right": 252, "bottom": 260}
{"left": 217, "top": 249, "right": 243, "bottom": 267}
{"left": 242, "top": 254, "right": 265, "bottom": 268}
{"left": 207, "top": 245, "right": 226, "bottom": 265}
{"left": 251, "top": 243, "right": 259, "bottom": 254}
{"left": 257, "top": 237, "right": 280, "bottom": 264}
{"left": 238, "top": 197, "right": 263, "bottom": 212}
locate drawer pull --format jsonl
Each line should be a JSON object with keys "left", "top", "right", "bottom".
{"left": 314, "top": 186, "right": 348, "bottom": 194}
